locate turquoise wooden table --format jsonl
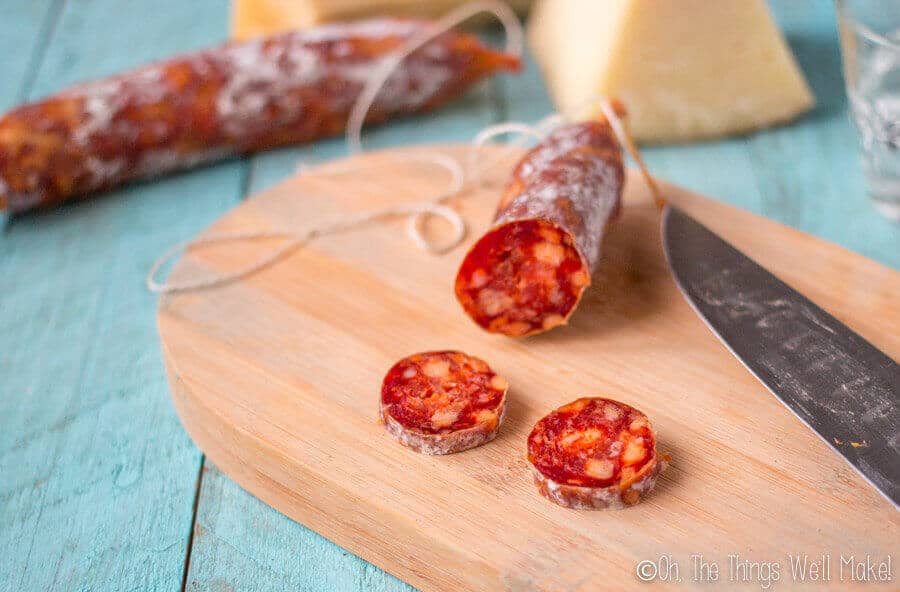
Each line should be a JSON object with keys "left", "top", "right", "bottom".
{"left": 1, "top": 1, "right": 897, "bottom": 591}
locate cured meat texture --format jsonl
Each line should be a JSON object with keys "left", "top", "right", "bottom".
{"left": 0, "top": 19, "right": 520, "bottom": 211}
{"left": 380, "top": 350, "right": 508, "bottom": 455}
{"left": 527, "top": 397, "right": 666, "bottom": 509}
{"left": 455, "top": 120, "right": 624, "bottom": 337}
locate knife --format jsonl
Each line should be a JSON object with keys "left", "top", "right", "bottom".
{"left": 661, "top": 205, "right": 900, "bottom": 508}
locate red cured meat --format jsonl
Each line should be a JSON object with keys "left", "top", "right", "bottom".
{"left": 527, "top": 397, "right": 667, "bottom": 509}
{"left": 455, "top": 119, "right": 624, "bottom": 337}
{"left": 0, "top": 19, "right": 519, "bottom": 211}
{"left": 380, "top": 350, "right": 508, "bottom": 455}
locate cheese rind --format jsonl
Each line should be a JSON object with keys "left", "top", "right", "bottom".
{"left": 528, "top": 0, "right": 815, "bottom": 143}
{"left": 232, "top": 0, "right": 532, "bottom": 40}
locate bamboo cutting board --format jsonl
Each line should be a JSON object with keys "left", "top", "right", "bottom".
{"left": 158, "top": 145, "right": 899, "bottom": 592}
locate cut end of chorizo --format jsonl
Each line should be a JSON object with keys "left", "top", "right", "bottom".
{"left": 527, "top": 397, "right": 667, "bottom": 510}
{"left": 454, "top": 219, "right": 590, "bottom": 337}
{"left": 380, "top": 350, "right": 508, "bottom": 455}
{"left": 453, "top": 121, "right": 624, "bottom": 338}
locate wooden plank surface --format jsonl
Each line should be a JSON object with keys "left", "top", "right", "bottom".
{"left": 740, "top": 4, "right": 899, "bottom": 267}
{"left": 158, "top": 145, "right": 899, "bottom": 592}
{"left": 1, "top": 0, "right": 898, "bottom": 591}
{"left": 0, "top": 0, "right": 62, "bottom": 111}
{"left": 0, "top": 1, "right": 242, "bottom": 590}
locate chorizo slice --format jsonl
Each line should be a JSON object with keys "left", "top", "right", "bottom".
{"left": 0, "top": 19, "right": 520, "bottom": 211}
{"left": 380, "top": 350, "right": 508, "bottom": 455}
{"left": 527, "top": 397, "right": 667, "bottom": 509}
{"left": 454, "top": 119, "right": 624, "bottom": 337}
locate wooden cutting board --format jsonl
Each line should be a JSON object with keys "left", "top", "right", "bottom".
{"left": 158, "top": 145, "right": 899, "bottom": 592}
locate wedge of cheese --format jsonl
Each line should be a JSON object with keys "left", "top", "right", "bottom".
{"left": 527, "top": 0, "right": 815, "bottom": 143}
{"left": 232, "top": 0, "right": 533, "bottom": 40}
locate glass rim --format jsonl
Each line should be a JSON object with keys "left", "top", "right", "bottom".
{"left": 837, "top": 0, "right": 900, "bottom": 50}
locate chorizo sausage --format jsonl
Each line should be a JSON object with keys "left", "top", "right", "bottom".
{"left": 380, "top": 350, "right": 508, "bottom": 455}
{"left": 0, "top": 19, "right": 520, "bottom": 211}
{"left": 527, "top": 397, "right": 667, "bottom": 509}
{"left": 454, "top": 118, "right": 624, "bottom": 337}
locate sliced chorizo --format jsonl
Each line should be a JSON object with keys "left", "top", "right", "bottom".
{"left": 380, "top": 350, "right": 508, "bottom": 455}
{"left": 527, "top": 397, "right": 667, "bottom": 509}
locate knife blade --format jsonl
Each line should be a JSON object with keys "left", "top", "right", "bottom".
{"left": 661, "top": 205, "right": 900, "bottom": 508}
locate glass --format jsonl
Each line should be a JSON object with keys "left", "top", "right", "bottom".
{"left": 837, "top": 0, "right": 900, "bottom": 220}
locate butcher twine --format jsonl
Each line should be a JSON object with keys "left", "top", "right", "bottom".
{"left": 147, "top": 0, "right": 660, "bottom": 295}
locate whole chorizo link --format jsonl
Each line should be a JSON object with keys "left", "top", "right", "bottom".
{"left": 455, "top": 116, "right": 625, "bottom": 337}
{"left": 0, "top": 19, "right": 519, "bottom": 211}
